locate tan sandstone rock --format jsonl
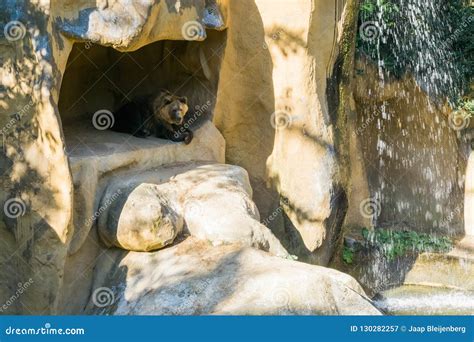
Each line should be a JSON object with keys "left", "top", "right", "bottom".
{"left": 0, "top": 0, "right": 364, "bottom": 314}
{"left": 214, "top": 0, "right": 357, "bottom": 265}
{"left": 66, "top": 120, "right": 225, "bottom": 255}
{"left": 87, "top": 237, "right": 380, "bottom": 315}
{"left": 1, "top": 0, "right": 227, "bottom": 314}
{"left": 98, "top": 183, "right": 183, "bottom": 252}
{"left": 98, "top": 163, "right": 288, "bottom": 257}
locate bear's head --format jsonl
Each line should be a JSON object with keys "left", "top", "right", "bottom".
{"left": 152, "top": 90, "right": 188, "bottom": 125}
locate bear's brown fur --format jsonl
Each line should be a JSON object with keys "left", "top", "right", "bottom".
{"left": 112, "top": 89, "right": 193, "bottom": 144}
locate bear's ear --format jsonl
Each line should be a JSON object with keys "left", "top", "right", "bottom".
{"left": 179, "top": 96, "right": 188, "bottom": 104}
{"left": 163, "top": 96, "right": 173, "bottom": 105}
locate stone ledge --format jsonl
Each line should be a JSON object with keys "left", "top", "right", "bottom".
{"left": 65, "top": 120, "right": 225, "bottom": 254}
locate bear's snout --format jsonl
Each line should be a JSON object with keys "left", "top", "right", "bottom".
{"left": 171, "top": 109, "right": 184, "bottom": 124}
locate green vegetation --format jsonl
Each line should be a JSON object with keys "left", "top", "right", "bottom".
{"left": 361, "top": 228, "right": 453, "bottom": 261}
{"left": 341, "top": 227, "right": 453, "bottom": 264}
{"left": 357, "top": 0, "right": 401, "bottom": 75}
{"left": 456, "top": 98, "right": 474, "bottom": 118}
{"left": 342, "top": 246, "right": 355, "bottom": 264}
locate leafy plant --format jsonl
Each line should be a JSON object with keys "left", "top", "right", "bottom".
{"left": 356, "top": 0, "right": 406, "bottom": 78}
{"left": 342, "top": 246, "right": 355, "bottom": 264}
{"left": 359, "top": 0, "right": 399, "bottom": 26}
{"left": 456, "top": 98, "right": 474, "bottom": 117}
{"left": 356, "top": 0, "right": 473, "bottom": 105}
{"left": 361, "top": 228, "right": 453, "bottom": 261}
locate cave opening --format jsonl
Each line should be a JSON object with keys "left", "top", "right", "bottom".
{"left": 58, "top": 31, "right": 225, "bottom": 159}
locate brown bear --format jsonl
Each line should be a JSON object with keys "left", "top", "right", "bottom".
{"left": 112, "top": 89, "right": 193, "bottom": 144}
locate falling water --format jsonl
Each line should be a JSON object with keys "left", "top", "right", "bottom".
{"left": 358, "top": 0, "right": 468, "bottom": 228}
{"left": 353, "top": 0, "right": 473, "bottom": 314}
{"left": 369, "top": 0, "right": 465, "bottom": 101}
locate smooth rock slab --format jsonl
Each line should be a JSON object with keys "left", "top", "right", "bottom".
{"left": 67, "top": 120, "right": 225, "bottom": 255}
{"left": 175, "top": 164, "right": 288, "bottom": 257}
{"left": 98, "top": 183, "right": 183, "bottom": 252}
{"left": 88, "top": 238, "right": 381, "bottom": 315}
{"left": 99, "top": 163, "right": 289, "bottom": 257}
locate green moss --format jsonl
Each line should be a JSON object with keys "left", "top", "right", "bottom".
{"left": 361, "top": 228, "right": 453, "bottom": 261}
{"left": 356, "top": 0, "right": 473, "bottom": 104}
{"left": 456, "top": 97, "right": 474, "bottom": 117}
{"left": 342, "top": 246, "right": 355, "bottom": 264}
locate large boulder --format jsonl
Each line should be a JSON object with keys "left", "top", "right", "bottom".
{"left": 98, "top": 163, "right": 289, "bottom": 257}
{"left": 214, "top": 0, "right": 357, "bottom": 265}
{"left": 175, "top": 164, "right": 289, "bottom": 257}
{"left": 67, "top": 120, "right": 225, "bottom": 255}
{"left": 58, "top": 0, "right": 225, "bottom": 51}
{"left": 98, "top": 184, "right": 183, "bottom": 252}
{"left": 87, "top": 237, "right": 381, "bottom": 315}
{"left": 59, "top": 162, "right": 289, "bottom": 313}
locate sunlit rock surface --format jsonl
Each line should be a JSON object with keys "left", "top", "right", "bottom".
{"left": 66, "top": 120, "right": 225, "bottom": 255}
{"left": 465, "top": 151, "right": 474, "bottom": 237}
{"left": 3, "top": 0, "right": 468, "bottom": 317}
{"left": 98, "top": 183, "right": 183, "bottom": 252}
{"left": 98, "top": 163, "right": 288, "bottom": 257}
{"left": 57, "top": 0, "right": 225, "bottom": 50}
{"left": 215, "top": 0, "right": 355, "bottom": 264}
{"left": 87, "top": 237, "right": 380, "bottom": 315}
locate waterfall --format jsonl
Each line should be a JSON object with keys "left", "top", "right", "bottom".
{"left": 360, "top": 0, "right": 466, "bottom": 103}
{"left": 356, "top": 0, "right": 471, "bottom": 229}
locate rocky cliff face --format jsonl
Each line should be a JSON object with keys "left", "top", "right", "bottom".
{"left": 346, "top": 58, "right": 465, "bottom": 235}
{"left": 0, "top": 0, "right": 367, "bottom": 315}
{"left": 1, "top": 0, "right": 470, "bottom": 315}
{"left": 1, "top": 0, "right": 227, "bottom": 315}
